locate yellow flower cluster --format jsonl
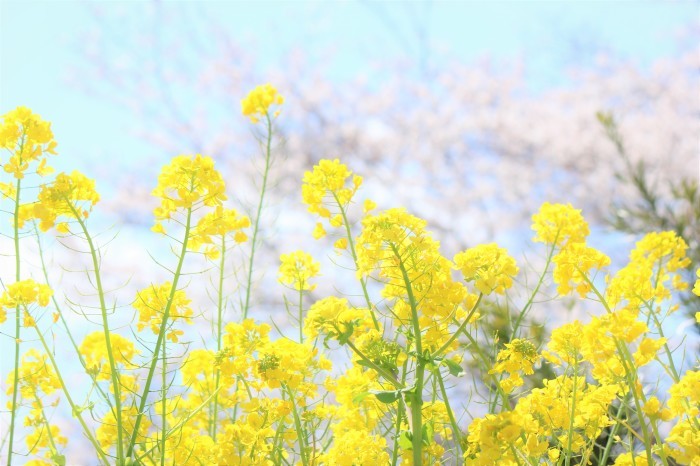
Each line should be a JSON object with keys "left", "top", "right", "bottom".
{"left": 79, "top": 331, "right": 139, "bottom": 380}
{"left": 531, "top": 202, "right": 589, "bottom": 247}
{"left": 665, "top": 370, "right": 700, "bottom": 463}
{"left": 6, "top": 349, "right": 66, "bottom": 463}
{"left": 356, "top": 207, "right": 476, "bottom": 350}
{"left": 0, "top": 279, "right": 53, "bottom": 325}
{"left": 489, "top": 338, "right": 539, "bottom": 393}
{"left": 606, "top": 231, "right": 691, "bottom": 310}
{"left": 453, "top": 243, "right": 519, "bottom": 295}
{"left": 278, "top": 250, "right": 320, "bottom": 291}
{"left": 0, "top": 106, "right": 57, "bottom": 179}
{"left": 304, "top": 296, "right": 375, "bottom": 342}
{"left": 134, "top": 282, "right": 193, "bottom": 343}
{"left": 302, "top": 158, "right": 364, "bottom": 235}
{"left": 151, "top": 154, "right": 227, "bottom": 234}
{"left": 188, "top": 205, "right": 250, "bottom": 258}
{"left": 465, "top": 375, "right": 618, "bottom": 465}
{"left": 19, "top": 170, "right": 100, "bottom": 233}
{"left": 532, "top": 202, "right": 611, "bottom": 298}
{"left": 241, "top": 83, "right": 284, "bottom": 123}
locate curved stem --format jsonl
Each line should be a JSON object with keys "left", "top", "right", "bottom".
{"left": 243, "top": 113, "right": 273, "bottom": 319}
{"left": 71, "top": 203, "right": 125, "bottom": 461}
{"left": 331, "top": 191, "right": 378, "bottom": 330}
{"left": 126, "top": 207, "right": 193, "bottom": 460}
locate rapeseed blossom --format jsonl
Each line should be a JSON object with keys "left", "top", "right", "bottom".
{"left": 278, "top": 250, "right": 320, "bottom": 291}
{"left": 241, "top": 83, "right": 284, "bottom": 123}
{"left": 453, "top": 243, "right": 519, "bottom": 295}
{"left": 19, "top": 170, "right": 100, "bottom": 233}
{"left": 531, "top": 202, "right": 589, "bottom": 247}
{"left": 151, "top": 154, "right": 226, "bottom": 234}
{"left": 0, "top": 106, "right": 57, "bottom": 179}
{"left": 134, "top": 282, "right": 193, "bottom": 343}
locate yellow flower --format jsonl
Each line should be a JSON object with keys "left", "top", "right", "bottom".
{"left": 79, "top": 331, "right": 139, "bottom": 380}
{"left": 312, "top": 221, "right": 326, "bottom": 239}
{"left": 552, "top": 243, "right": 610, "bottom": 297}
{"left": 489, "top": 339, "right": 539, "bottom": 393}
{"left": 531, "top": 202, "right": 589, "bottom": 247}
{"left": 0, "top": 106, "right": 57, "bottom": 179}
{"left": 692, "top": 268, "right": 700, "bottom": 297}
{"left": 151, "top": 154, "right": 227, "bottom": 234}
{"left": 188, "top": 205, "right": 250, "bottom": 253}
{"left": 278, "top": 250, "right": 320, "bottom": 291}
{"left": 6, "top": 349, "right": 60, "bottom": 400}
{"left": 304, "top": 296, "right": 374, "bottom": 342}
{"left": 241, "top": 84, "right": 284, "bottom": 123}
{"left": 454, "top": 243, "right": 519, "bottom": 295}
{"left": 302, "top": 159, "right": 360, "bottom": 221}
{"left": 21, "top": 171, "right": 100, "bottom": 232}
{"left": 667, "top": 370, "right": 699, "bottom": 417}
{"left": 0, "top": 280, "right": 53, "bottom": 324}
{"left": 134, "top": 282, "right": 193, "bottom": 342}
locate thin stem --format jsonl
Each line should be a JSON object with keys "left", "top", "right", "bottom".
{"left": 436, "top": 370, "right": 462, "bottom": 457}
{"left": 8, "top": 175, "right": 22, "bottom": 466}
{"left": 391, "top": 244, "right": 424, "bottom": 466}
{"left": 212, "top": 234, "right": 226, "bottom": 440}
{"left": 126, "top": 207, "right": 193, "bottom": 460}
{"left": 71, "top": 203, "right": 125, "bottom": 462}
{"left": 242, "top": 113, "right": 273, "bottom": 318}
{"left": 331, "top": 191, "right": 378, "bottom": 330}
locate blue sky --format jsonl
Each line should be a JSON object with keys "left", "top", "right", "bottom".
{"left": 1, "top": 0, "right": 697, "bottom": 177}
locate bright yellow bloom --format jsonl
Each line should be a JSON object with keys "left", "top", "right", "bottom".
{"left": 241, "top": 83, "right": 284, "bottom": 123}
{"left": 79, "top": 331, "right": 138, "bottom": 380}
{"left": 304, "top": 296, "right": 374, "bottom": 342}
{"left": 278, "top": 250, "right": 320, "bottom": 291}
{"left": 489, "top": 339, "right": 539, "bottom": 393}
{"left": 613, "top": 453, "right": 650, "bottom": 466}
{"left": 312, "top": 221, "right": 326, "bottom": 239}
{"left": 188, "top": 205, "right": 250, "bottom": 254}
{"left": 531, "top": 202, "right": 589, "bottom": 247}
{"left": 666, "top": 417, "right": 700, "bottom": 465}
{"left": 0, "top": 280, "right": 53, "bottom": 326}
{"left": 19, "top": 171, "right": 99, "bottom": 233}
{"left": 151, "top": 154, "right": 227, "bottom": 234}
{"left": 668, "top": 370, "right": 699, "bottom": 417}
{"left": 6, "top": 349, "right": 60, "bottom": 400}
{"left": 134, "top": 282, "right": 193, "bottom": 342}
{"left": 0, "top": 106, "right": 57, "bottom": 179}
{"left": 302, "top": 159, "right": 360, "bottom": 220}
{"left": 692, "top": 268, "right": 699, "bottom": 296}
{"left": 25, "top": 424, "right": 67, "bottom": 460}
{"left": 606, "top": 231, "right": 690, "bottom": 310}
{"left": 320, "top": 429, "right": 390, "bottom": 465}
{"left": 454, "top": 243, "right": 519, "bottom": 295}
{"left": 552, "top": 243, "right": 610, "bottom": 297}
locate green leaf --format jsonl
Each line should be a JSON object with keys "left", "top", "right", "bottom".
{"left": 352, "top": 391, "right": 371, "bottom": 405}
{"left": 370, "top": 389, "right": 400, "bottom": 404}
{"left": 398, "top": 430, "right": 413, "bottom": 450}
{"left": 444, "top": 358, "right": 465, "bottom": 377}
{"left": 51, "top": 453, "right": 67, "bottom": 466}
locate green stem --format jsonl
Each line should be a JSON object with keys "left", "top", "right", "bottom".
{"left": 242, "top": 113, "right": 273, "bottom": 319}
{"left": 212, "top": 234, "right": 226, "bottom": 440}
{"left": 331, "top": 191, "right": 378, "bottom": 330}
{"left": 391, "top": 244, "right": 425, "bottom": 466}
{"left": 512, "top": 240, "right": 557, "bottom": 338}
{"left": 436, "top": 370, "right": 462, "bottom": 457}
{"left": 285, "top": 384, "right": 309, "bottom": 466}
{"left": 126, "top": 207, "right": 193, "bottom": 460}
{"left": 298, "top": 286, "right": 304, "bottom": 344}
{"left": 435, "top": 294, "right": 483, "bottom": 357}
{"left": 160, "top": 337, "right": 167, "bottom": 466}
{"left": 71, "top": 203, "right": 125, "bottom": 462}
{"left": 8, "top": 175, "right": 22, "bottom": 466}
